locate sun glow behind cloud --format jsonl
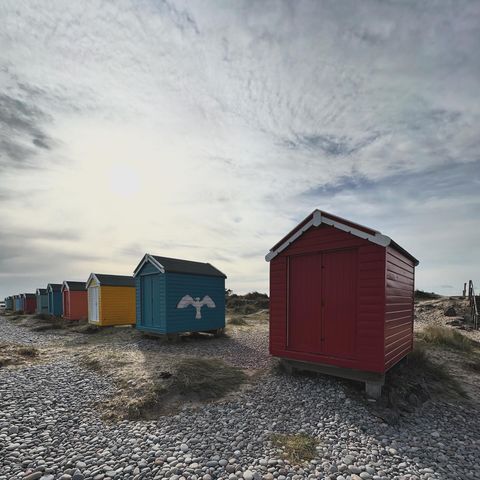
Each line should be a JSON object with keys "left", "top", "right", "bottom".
{"left": 108, "top": 165, "right": 141, "bottom": 198}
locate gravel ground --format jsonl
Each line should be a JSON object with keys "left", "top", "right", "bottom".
{"left": 0, "top": 316, "right": 66, "bottom": 345}
{"left": 0, "top": 315, "right": 271, "bottom": 369}
{"left": 1, "top": 316, "right": 480, "bottom": 480}
{"left": 133, "top": 326, "right": 271, "bottom": 369}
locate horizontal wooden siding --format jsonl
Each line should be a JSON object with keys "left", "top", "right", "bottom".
{"left": 269, "top": 224, "right": 386, "bottom": 373}
{"left": 163, "top": 273, "right": 225, "bottom": 334}
{"left": 384, "top": 246, "right": 415, "bottom": 370}
{"left": 99, "top": 286, "right": 136, "bottom": 326}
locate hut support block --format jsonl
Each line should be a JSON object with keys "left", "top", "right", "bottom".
{"left": 365, "top": 380, "right": 384, "bottom": 399}
{"left": 279, "top": 358, "right": 385, "bottom": 398}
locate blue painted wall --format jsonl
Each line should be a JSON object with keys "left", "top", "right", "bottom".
{"left": 135, "top": 264, "right": 225, "bottom": 334}
{"left": 36, "top": 293, "right": 49, "bottom": 314}
{"left": 164, "top": 273, "right": 225, "bottom": 333}
{"left": 48, "top": 290, "right": 63, "bottom": 316}
{"left": 14, "top": 296, "right": 22, "bottom": 311}
{"left": 5, "top": 297, "right": 13, "bottom": 310}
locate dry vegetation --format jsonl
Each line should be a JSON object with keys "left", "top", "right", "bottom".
{"left": 77, "top": 349, "right": 248, "bottom": 420}
{"left": 418, "top": 324, "right": 475, "bottom": 352}
{"left": 226, "top": 291, "right": 269, "bottom": 314}
{"left": 8, "top": 313, "right": 72, "bottom": 332}
{"left": 226, "top": 291, "right": 269, "bottom": 328}
{"left": 0, "top": 343, "right": 39, "bottom": 367}
{"left": 414, "top": 289, "right": 441, "bottom": 300}
{"left": 271, "top": 433, "right": 319, "bottom": 463}
{"left": 4, "top": 291, "right": 480, "bottom": 424}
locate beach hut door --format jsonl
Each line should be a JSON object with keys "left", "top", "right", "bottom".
{"left": 141, "top": 275, "right": 153, "bottom": 327}
{"left": 89, "top": 287, "right": 99, "bottom": 322}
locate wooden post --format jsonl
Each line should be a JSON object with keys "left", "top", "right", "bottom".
{"left": 463, "top": 283, "right": 467, "bottom": 297}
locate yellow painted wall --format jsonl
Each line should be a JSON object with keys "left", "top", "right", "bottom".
{"left": 98, "top": 286, "right": 136, "bottom": 326}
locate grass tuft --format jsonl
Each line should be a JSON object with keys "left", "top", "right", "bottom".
{"left": 17, "top": 346, "right": 38, "bottom": 357}
{"left": 0, "top": 343, "right": 39, "bottom": 367}
{"left": 417, "top": 325, "right": 474, "bottom": 352}
{"left": 228, "top": 316, "right": 248, "bottom": 326}
{"left": 126, "top": 383, "right": 168, "bottom": 420}
{"left": 271, "top": 433, "right": 318, "bottom": 464}
{"left": 72, "top": 323, "right": 100, "bottom": 334}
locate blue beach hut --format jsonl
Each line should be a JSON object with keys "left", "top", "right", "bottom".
{"left": 14, "top": 295, "right": 23, "bottom": 312}
{"left": 47, "top": 283, "right": 63, "bottom": 316}
{"left": 36, "top": 288, "right": 49, "bottom": 314}
{"left": 5, "top": 296, "right": 13, "bottom": 310}
{"left": 133, "top": 254, "right": 226, "bottom": 335}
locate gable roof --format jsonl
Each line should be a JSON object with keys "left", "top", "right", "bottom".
{"left": 21, "top": 293, "right": 36, "bottom": 298}
{"left": 86, "top": 273, "right": 135, "bottom": 288}
{"left": 265, "top": 209, "right": 419, "bottom": 265}
{"left": 47, "top": 283, "right": 62, "bottom": 292}
{"left": 62, "top": 281, "right": 86, "bottom": 291}
{"left": 133, "top": 254, "right": 227, "bottom": 278}
{"left": 36, "top": 288, "right": 47, "bottom": 295}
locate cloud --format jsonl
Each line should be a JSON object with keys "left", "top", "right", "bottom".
{"left": 0, "top": 73, "right": 58, "bottom": 169}
{"left": 282, "top": 132, "right": 381, "bottom": 156}
{"left": 0, "top": 0, "right": 479, "bottom": 297}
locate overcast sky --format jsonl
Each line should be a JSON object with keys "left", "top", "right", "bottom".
{"left": 1, "top": 0, "right": 479, "bottom": 298}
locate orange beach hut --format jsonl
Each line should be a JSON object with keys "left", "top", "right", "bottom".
{"left": 86, "top": 273, "right": 136, "bottom": 326}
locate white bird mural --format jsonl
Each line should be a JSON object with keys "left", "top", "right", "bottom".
{"left": 177, "top": 295, "right": 216, "bottom": 319}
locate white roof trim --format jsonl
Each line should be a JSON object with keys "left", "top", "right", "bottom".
{"left": 86, "top": 273, "right": 100, "bottom": 289}
{"left": 62, "top": 281, "right": 70, "bottom": 292}
{"left": 133, "top": 253, "right": 165, "bottom": 277}
{"left": 265, "top": 209, "right": 392, "bottom": 262}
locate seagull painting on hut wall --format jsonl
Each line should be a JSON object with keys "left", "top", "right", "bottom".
{"left": 177, "top": 295, "right": 216, "bottom": 319}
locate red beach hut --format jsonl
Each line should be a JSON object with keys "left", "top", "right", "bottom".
{"left": 22, "top": 293, "right": 37, "bottom": 314}
{"left": 62, "top": 281, "right": 88, "bottom": 321}
{"left": 265, "top": 209, "right": 419, "bottom": 397}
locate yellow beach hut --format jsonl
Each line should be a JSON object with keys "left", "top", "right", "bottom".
{"left": 86, "top": 273, "right": 136, "bottom": 326}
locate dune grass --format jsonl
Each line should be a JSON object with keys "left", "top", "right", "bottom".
{"left": 380, "top": 342, "right": 468, "bottom": 408}
{"left": 126, "top": 357, "right": 246, "bottom": 419}
{"left": 0, "top": 344, "right": 39, "bottom": 367}
{"left": 80, "top": 353, "right": 247, "bottom": 420}
{"left": 414, "top": 290, "right": 440, "bottom": 300}
{"left": 417, "top": 325, "right": 475, "bottom": 352}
